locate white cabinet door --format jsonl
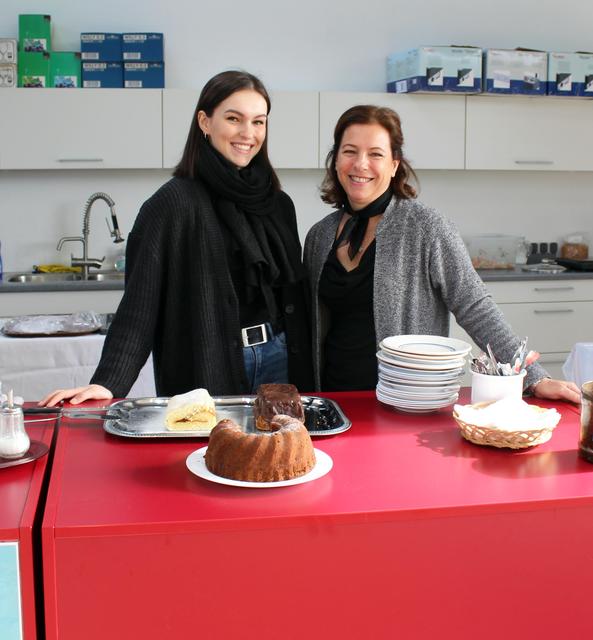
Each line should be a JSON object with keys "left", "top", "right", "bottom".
{"left": 162, "top": 89, "right": 200, "bottom": 169}
{"left": 319, "top": 92, "right": 466, "bottom": 169}
{"left": 162, "top": 90, "right": 319, "bottom": 170}
{"left": 466, "top": 96, "right": 593, "bottom": 170}
{"left": 0, "top": 89, "right": 162, "bottom": 169}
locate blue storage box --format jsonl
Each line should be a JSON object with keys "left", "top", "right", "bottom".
{"left": 81, "top": 33, "right": 122, "bottom": 62}
{"left": 484, "top": 48, "right": 547, "bottom": 95}
{"left": 82, "top": 61, "right": 123, "bottom": 88}
{"left": 124, "top": 62, "right": 164, "bottom": 88}
{"left": 122, "top": 33, "right": 163, "bottom": 62}
{"left": 387, "top": 46, "right": 482, "bottom": 93}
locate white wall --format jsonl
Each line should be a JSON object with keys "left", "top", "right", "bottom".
{"left": 1, "top": 0, "right": 593, "bottom": 272}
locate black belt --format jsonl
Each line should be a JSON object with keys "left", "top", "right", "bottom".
{"left": 241, "top": 322, "right": 282, "bottom": 347}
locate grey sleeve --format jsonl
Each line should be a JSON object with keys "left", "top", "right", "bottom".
{"left": 428, "top": 215, "right": 548, "bottom": 388}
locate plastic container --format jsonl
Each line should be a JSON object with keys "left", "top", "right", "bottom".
{"left": 560, "top": 233, "right": 589, "bottom": 260}
{"left": 463, "top": 234, "right": 523, "bottom": 270}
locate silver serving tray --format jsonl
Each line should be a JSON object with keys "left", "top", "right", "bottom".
{"left": 100, "top": 395, "right": 351, "bottom": 438}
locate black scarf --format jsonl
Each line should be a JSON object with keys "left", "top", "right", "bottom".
{"left": 336, "top": 188, "right": 393, "bottom": 259}
{"left": 195, "top": 141, "right": 303, "bottom": 319}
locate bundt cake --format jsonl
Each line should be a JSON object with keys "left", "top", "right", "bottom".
{"left": 165, "top": 388, "right": 217, "bottom": 431}
{"left": 253, "top": 383, "right": 304, "bottom": 431}
{"left": 205, "top": 415, "right": 316, "bottom": 482}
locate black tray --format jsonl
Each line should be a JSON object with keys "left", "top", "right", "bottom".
{"left": 555, "top": 258, "right": 593, "bottom": 272}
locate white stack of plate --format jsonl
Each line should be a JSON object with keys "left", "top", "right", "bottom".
{"left": 376, "top": 335, "right": 472, "bottom": 413}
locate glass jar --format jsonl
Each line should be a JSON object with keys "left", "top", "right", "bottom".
{"left": 0, "top": 403, "right": 30, "bottom": 459}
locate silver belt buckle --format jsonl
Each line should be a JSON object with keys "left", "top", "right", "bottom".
{"left": 241, "top": 323, "right": 268, "bottom": 347}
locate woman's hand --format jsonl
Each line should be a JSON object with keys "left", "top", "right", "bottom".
{"left": 532, "top": 378, "right": 581, "bottom": 404}
{"left": 39, "top": 384, "right": 113, "bottom": 407}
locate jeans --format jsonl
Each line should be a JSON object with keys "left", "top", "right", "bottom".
{"left": 243, "top": 327, "right": 289, "bottom": 393}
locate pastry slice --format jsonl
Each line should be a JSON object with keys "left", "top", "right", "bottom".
{"left": 165, "top": 388, "right": 217, "bottom": 431}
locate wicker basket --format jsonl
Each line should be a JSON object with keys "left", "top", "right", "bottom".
{"left": 453, "top": 402, "right": 557, "bottom": 449}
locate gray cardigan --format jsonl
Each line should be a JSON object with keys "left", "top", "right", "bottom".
{"left": 303, "top": 197, "right": 548, "bottom": 391}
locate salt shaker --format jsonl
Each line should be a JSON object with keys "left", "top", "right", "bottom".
{"left": 0, "top": 389, "right": 30, "bottom": 459}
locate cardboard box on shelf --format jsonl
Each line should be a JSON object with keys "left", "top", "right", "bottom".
{"left": 82, "top": 61, "right": 123, "bottom": 88}
{"left": 124, "top": 61, "right": 164, "bottom": 88}
{"left": 387, "top": 45, "right": 482, "bottom": 93}
{"left": 50, "top": 52, "right": 81, "bottom": 88}
{"left": 122, "top": 33, "right": 163, "bottom": 61}
{"left": 0, "top": 38, "right": 18, "bottom": 64}
{"left": 0, "top": 63, "right": 16, "bottom": 88}
{"left": 19, "top": 14, "right": 51, "bottom": 54}
{"left": 484, "top": 48, "right": 547, "bottom": 95}
{"left": 17, "top": 51, "right": 50, "bottom": 87}
{"left": 80, "top": 33, "right": 122, "bottom": 62}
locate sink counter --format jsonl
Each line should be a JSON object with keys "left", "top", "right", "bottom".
{"left": 478, "top": 266, "right": 593, "bottom": 281}
{"left": 0, "top": 272, "right": 125, "bottom": 293}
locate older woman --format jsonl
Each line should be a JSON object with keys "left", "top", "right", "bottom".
{"left": 41, "top": 70, "right": 312, "bottom": 407}
{"left": 304, "top": 104, "right": 579, "bottom": 403}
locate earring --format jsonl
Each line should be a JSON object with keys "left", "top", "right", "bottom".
{"left": 203, "top": 131, "right": 208, "bottom": 140}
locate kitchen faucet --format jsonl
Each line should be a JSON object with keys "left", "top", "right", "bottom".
{"left": 56, "top": 192, "right": 125, "bottom": 280}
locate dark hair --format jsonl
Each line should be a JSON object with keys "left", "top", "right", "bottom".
{"left": 320, "top": 104, "right": 418, "bottom": 207}
{"left": 173, "top": 70, "right": 280, "bottom": 190}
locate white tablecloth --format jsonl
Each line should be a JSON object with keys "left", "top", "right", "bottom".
{"left": 0, "top": 331, "right": 155, "bottom": 401}
{"left": 563, "top": 342, "right": 593, "bottom": 388}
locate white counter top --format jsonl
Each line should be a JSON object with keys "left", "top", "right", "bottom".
{"left": 0, "top": 330, "right": 155, "bottom": 401}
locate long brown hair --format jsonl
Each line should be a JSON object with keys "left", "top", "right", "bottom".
{"left": 173, "top": 70, "right": 280, "bottom": 191}
{"left": 321, "top": 104, "right": 418, "bottom": 207}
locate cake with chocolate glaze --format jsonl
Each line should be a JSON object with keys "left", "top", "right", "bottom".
{"left": 253, "top": 383, "right": 304, "bottom": 431}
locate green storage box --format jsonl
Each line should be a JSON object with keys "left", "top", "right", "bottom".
{"left": 50, "top": 52, "right": 81, "bottom": 88}
{"left": 19, "top": 14, "right": 51, "bottom": 53}
{"left": 18, "top": 51, "right": 50, "bottom": 87}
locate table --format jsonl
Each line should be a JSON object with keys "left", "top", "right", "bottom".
{"left": 41, "top": 391, "right": 591, "bottom": 640}
{"left": 1, "top": 418, "right": 56, "bottom": 640}
{"left": 0, "top": 332, "right": 155, "bottom": 400}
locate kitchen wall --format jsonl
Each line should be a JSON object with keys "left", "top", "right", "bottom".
{"left": 2, "top": 0, "right": 593, "bottom": 271}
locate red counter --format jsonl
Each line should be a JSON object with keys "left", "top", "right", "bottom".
{"left": 1, "top": 419, "right": 55, "bottom": 640}
{"left": 42, "top": 392, "right": 591, "bottom": 640}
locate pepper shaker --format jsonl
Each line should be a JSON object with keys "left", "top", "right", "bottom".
{"left": 0, "top": 389, "right": 30, "bottom": 459}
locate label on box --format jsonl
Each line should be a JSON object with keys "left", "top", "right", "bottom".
{"left": 22, "top": 74, "right": 46, "bottom": 87}
{"left": 0, "top": 39, "right": 17, "bottom": 63}
{"left": 123, "top": 52, "right": 141, "bottom": 60}
{"left": 81, "top": 52, "right": 99, "bottom": 60}
{"left": 54, "top": 75, "right": 77, "bottom": 88}
{"left": 23, "top": 38, "right": 48, "bottom": 53}
{"left": 0, "top": 64, "right": 16, "bottom": 87}
{"left": 123, "top": 34, "right": 147, "bottom": 42}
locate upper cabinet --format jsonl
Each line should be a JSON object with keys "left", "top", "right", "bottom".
{"left": 3, "top": 90, "right": 593, "bottom": 172}
{"left": 319, "top": 92, "right": 466, "bottom": 170}
{"left": 0, "top": 89, "right": 163, "bottom": 169}
{"left": 162, "top": 90, "right": 319, "bottom": 170}
{"left": 466, "top": 96, "right": 593, "bottom": 171}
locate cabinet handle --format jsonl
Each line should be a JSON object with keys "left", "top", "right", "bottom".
{"left": 56, "top": 158, "right": 104, "bottom": 163}
{"left": 514, "top": 160, "right": 554, "bottom": 165}
{"left": 533, "top": 286, "right": 575, "bottom": 292}
{"left": 533, "top": 308, "right": 574, "bottom": 314}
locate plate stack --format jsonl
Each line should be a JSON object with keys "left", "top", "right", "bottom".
{"left": 376, "top": 335, "right": 472, "bottom": 413}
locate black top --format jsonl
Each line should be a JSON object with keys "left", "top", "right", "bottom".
{"left": 221, "top": 230, "right": 282, "bottom": 330}
{"left": 319, "top": 241, "right": 377, "bottom": 391}
{"left": 91, "top": 177, "right": 313, "bottom": 397}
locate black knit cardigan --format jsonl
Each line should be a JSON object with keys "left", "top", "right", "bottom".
{"left": 91, "top": 177, "right": 313, "bottom": 397}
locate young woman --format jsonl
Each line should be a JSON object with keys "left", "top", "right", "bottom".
{"left": 41, "top": 71, "right": 312, "bottom": 406}
{"left": 304, "top": 104, "right": 579, "bottom": 403}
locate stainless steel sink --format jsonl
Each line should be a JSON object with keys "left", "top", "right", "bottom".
{"left": 8, "top": 273, "right": 82, "bottom": 283}
{"left": 86, "top": 272, "right": 125, "bottom": 282}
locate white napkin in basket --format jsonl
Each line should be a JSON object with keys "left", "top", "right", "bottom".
{"left": 454, "top": 397, "right": 561, "bottom": 431}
